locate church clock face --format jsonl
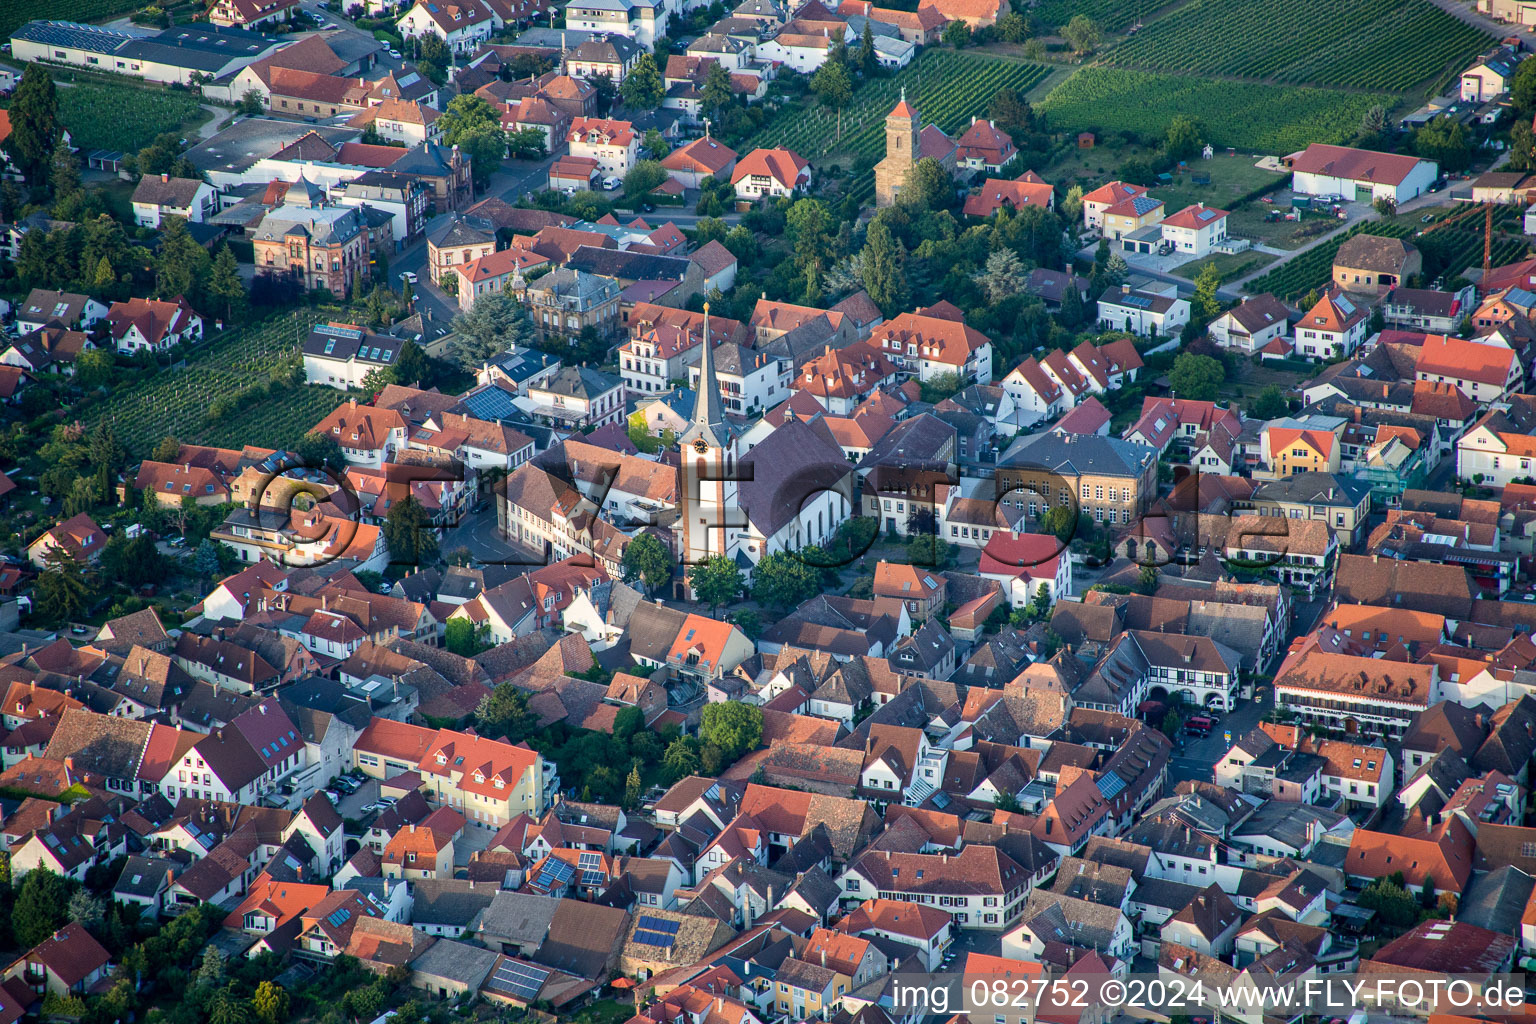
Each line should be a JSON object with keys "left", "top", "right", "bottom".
{"left": 693, "top": 438, "right": 710, "bottom": 454}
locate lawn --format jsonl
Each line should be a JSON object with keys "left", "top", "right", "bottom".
{"left": 58, "top": 81, "right": 206, "bottom": 152}
{"left": 1036, "top": 67, "right": 1387, "bottom": 155}
{"left": 84, "top": 310, "right": 350, "bottom": 455}
{"left": 1144, "top": 154, "right": 1286, "bottom": 212}
{"left": 1103, "top": 0, "right": 1492, "bottom": 91}
{"left": 1178, "top": 249, "right": 1277, "bottom": 283}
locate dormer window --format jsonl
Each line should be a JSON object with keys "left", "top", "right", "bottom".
{"left": 436, "top": 753, "right": 447, "bottom": 764}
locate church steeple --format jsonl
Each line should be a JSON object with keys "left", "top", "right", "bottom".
{"left": 682, "top": 303, "right": 730, "bottom": 453}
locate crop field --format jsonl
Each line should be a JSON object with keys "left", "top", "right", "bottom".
{"left": 745, "top": 51, "right": 1052, "bottom": 165}
{"left": 1245, "top": 213, "right": 1531, "bottom": 301}
{"left": 1036, "top": 68, "right": 1385, "bottom": 154}
{"left": 58, "top": 83, "right": 204, "bottom": 153}
{"left": 0, "top": 0, "right": 142, "bottom": 41}
{"left": 1104, "top": 0, "right": 1491, "bottom": 91}
{"left": 89, "top": 312, "right": 346, "bottom": 454}
{"left": 1027, "top": 0, "right": 1148, "bottom": 32}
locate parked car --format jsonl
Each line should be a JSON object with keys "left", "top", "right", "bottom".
{"left": 399, "top": 271, "right": 418, "bottom": 285}
{"left": 324, "top": 790, "right": 342, "bottom": 803}
{"left": 601, "top": 176, "right": 621, "bottom": 191}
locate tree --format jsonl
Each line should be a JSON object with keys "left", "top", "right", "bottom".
{"left": 1358, "top": 103, "right": 1390, "bottom": 141}
{"left": 858, "top": 20, "right": 877, "bottom": 76}
{"left": 102, "top": 535, "right": 167, "bottom": 587}
{"left": 34, "top": 549, "right": 91, "bottom": 624}
{"left": 624, "top": 159, "right": 669, "bottom": 202}
{"left": 973, "top": 248, "right": 1029, "bottom": 305}
{"left": 787, "top": 198, "right": 833, "bottom": 276}
{"left": 252, "top": 981, "right": 290, "bottom": 1024}
{"left": 506, "top": 126, "right": 548, "bottom": 160}
{"left": 901, "top": 156, "right": 953, "bottom": 211}
{"left": 988, "top": 89, "right": 1036, "bottom": 141}
{"left": 1510, "top": 120, "right": 1536, "bottom": 173}
{"left": 11, "top": 866, "right": 66, "bottom": 948}
{"left": 192, "top": 538, "right": 222, "bottom": 579}
{"left": 810, "top": 59, "right": 854, "bottom": 139}
{"left": 620, "top": 531, "right": 674, "bottom": 596}
{"left": 3, "top": 66, "right": 61, "bottom": 184}
{"left": 237, "top": 88, "right": 265, "bottom": 116}
{"left": 1358, "top": 876, "right": 1423, "bottom": 931}
{"left": 50, "top": 140, "right": 81, "bottom": 200}
{"left": 1160, "top": 708, "right": 1183, "bottom": 739}
{"left": 445, "top": 617, "right": 491, "bottom": 656}
{"left": 621, "top": 53, "right": 666, "bottom": 109}
{"left": 209, "top": 991, "right": 250, "bottom": 1024}
{"left": 995, "top": 10, "right": 1029, "bottom": 42}
{"left": 642, "top": 128, "right": 671, "bottom": 160}
{"left": 477, "top": 683, "right": 534, "bottom": 741}
{"left": 295, "top": 430, "right": 345, "bottom": 470}
{"left": 76, "top": 348, "right": 115, "bottom": 390}
{"left": 624, "top": 763, "right": 643, "bottom": 809}
{"left": 153, "top": 436, "right": 184, "bottom": 463}
{"left": 450, "top": 290, "right": 534, "bottom": 370}
{"left": 1249, "top": 384, "right": 1288, "bottom": 420}
{"left": 941, "top": 17, "right": 970, "bottom": 46}
{"left": 1060, "top": 14, "right": 1102, "bottom": 52}
{"left": 206, "top": 244, "right": 247, "bottom": 323}
{"left": 919, "top": 371, "right": 963, "bottom": 404}
{"left": 197, "top": 946, "right": 226, "bottom": 987}
{"left": 663, "top": 737, "right": 701, "bottom": 781}
{"left": 155, "top": 216, "right": 210, "bottom": 301}
{"left": 1412, "top": 116, "right": 1472, "bottom": 173}
{"left": 753, "top": 551, "right": 818, "bottom": 610}
{"left": 1168, "top": 352, "right": 1226, "bottom": 401}
{"left": 1061, "top": 184, "right": 1085, "bottom": 225}
{"left": 394, "top": 338, "right": 431, "bottom": 387}
{"left": 699, "top": 701, "right": 763, "bottom": 761}
{"left": 1137, "top": 563, "right": 1160, "bottom": 593}
{"left": 689, "top": 554, "right": 743, "bottom": 616}
{"left": 1040, "top": 505, "right": 1076, "bottom": 542}
{"left": 860, "top": 219, "right": 909, "bottom": 316}
{"left": 1193, "top": 262, "right": 1222, "bottom": 320}
{"left": 1164, "top": 115, "right": 1203, "bottom": 163}
{"left": 701, "top": 62, "right": 734, "bottom": 122}
{"left": 1058, "top": 275, "right": 1086, "bottom": 327}
{"left": 384, "top": 494, "right": 438, "bottom": 565}
{"left": 439, "top": 94, "right": 507, "bottom": 190}
{"left": 1514, "top": 57, "right": 1536, "bottom": 114}
{"left": 907, "top": 534, "right": 953, "bottom": 568}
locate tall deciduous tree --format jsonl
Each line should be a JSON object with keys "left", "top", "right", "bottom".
{"left": 3, "top": 67, "right": 61, "bottom": 184}
{"left": 620, "top": 531, "right": 674, "bottom": 597}
{"left": 439, "top": 94, "right": 507, "bottom": 190}
{"left": 383, "top": 494, "right": 438, "bottom": 565}
{"left": 621, "top": 53, "right": 665, "bottom": 109}
{"left": 860, "top": 219, "right": 908, "bottom": 316}
{"left": 811, "top": 59, "right": 854, "bottom": 140}
{"left": 751, "top": 551, "right": 818, "bottom": 611}
{"left": 689, "top": 554, "right": 743, "bottom": 617}
{"left": 1060, "top": 14, "right": 1101, "bottom": 52}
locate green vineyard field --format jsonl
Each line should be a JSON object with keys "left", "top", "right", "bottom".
{"left": 1035, "top": 68, "right": 1385, "bottom": 154}
{"left": 744, "top": 51, "right": 1052, "bottom": 165}
{"left": 1104, "top": 0, "right": 1491, "bottom": 91}
{"left": 89, "top": 312, "right": 351, "bottom": 454}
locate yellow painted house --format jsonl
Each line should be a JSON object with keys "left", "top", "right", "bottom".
{"left": 1264, "top": 426, "right": 1341, "bottom": 477}
{"left": 1101, "top": 193, "right": 1166, "bottom": 241}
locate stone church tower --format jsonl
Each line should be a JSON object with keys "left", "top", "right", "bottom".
{"left": 874, "top": 88, "right": 920, "bottom": 208}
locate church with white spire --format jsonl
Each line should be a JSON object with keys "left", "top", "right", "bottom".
{"left": 673, "top": 304, "right": 858, "bottom": 594}
{"left": 677, "top": 304, "right": 749, "bottom": 583}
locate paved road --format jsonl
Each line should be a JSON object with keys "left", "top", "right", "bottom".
{"left": 1167, "top": 690, "right": 1270, "bottom": 787}
{"left": 440, "top": 503, "right": 546, "bottom": 566}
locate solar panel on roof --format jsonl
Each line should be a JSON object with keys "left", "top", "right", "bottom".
{"left": 633, "top": 930, "right": 675, "bottom": 947}
{"left": 581, "top": 869, "right": 606, "bottom": 886}
{"left": 637, "top": 915, "right": 680, "bottom": 933}
{"left": 578, "top": 850, "right": 602, "bottom": 868}
{"left": 541, "top": 859, "right": 575, "bottom": 885}
{"left": 490, "top": 959, "right": 550, "bottom": 1001}
{"left": 1096, "top": 773, "right": 1127, "bottom": 800}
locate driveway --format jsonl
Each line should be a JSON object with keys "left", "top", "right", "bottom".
{"left": 1167, "top": 690, "right": 1270, "bottom": 787}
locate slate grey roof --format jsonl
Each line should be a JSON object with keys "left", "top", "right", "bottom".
{"left": 410, "top": 879, "right": 498, "bottom": 929}
{"left": 1251, "top": 471, "right": 1371, "bottom": 509}
{"left": 410, "top": 937, "right": 500, "bottom": 987}
{"left": 1001, "top": 430, "right": 1156, "bottom": 480}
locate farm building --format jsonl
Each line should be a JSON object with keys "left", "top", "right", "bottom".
{"left": 1283, "top": 144, "right": 1439, "bottom": 205}
{"left": 10, "top": 21, "right": 283, "bottom": 86}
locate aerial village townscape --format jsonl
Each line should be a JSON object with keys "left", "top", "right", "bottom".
{"left": 9, "top": 0, "right": 1536, "bottom": 1020}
